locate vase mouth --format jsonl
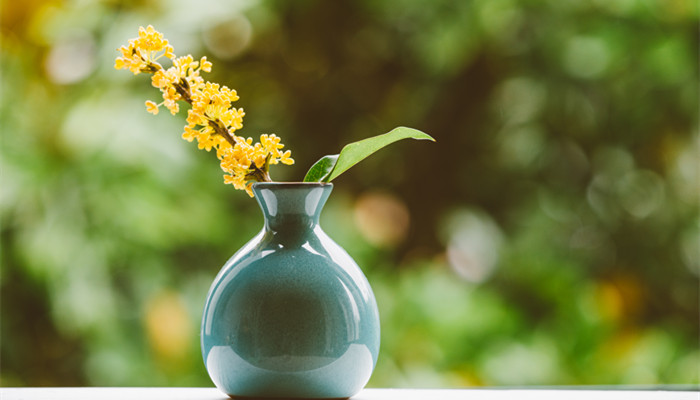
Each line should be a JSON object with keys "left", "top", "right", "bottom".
{"left": 252, "top": 181, "right": 333, "bottom": 228}
{"left": 252, "top": 182, "right": 333, "bottom": 189}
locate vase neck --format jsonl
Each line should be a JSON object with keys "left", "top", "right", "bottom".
{"left": 252, "top": 183, "right": 333, "bottom": 232}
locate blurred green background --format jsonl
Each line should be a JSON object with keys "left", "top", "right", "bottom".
{"left": 1, "top": 0, "right": 698, "bottom": 388}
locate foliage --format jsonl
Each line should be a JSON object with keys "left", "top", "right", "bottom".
{"left": 304, "top": 127, "right": 434, "bottom": 182}
{"left": 1, "top": 0, "right": 698, "bottom": 389}
{"left": 116, "top": 27, "right": 429, "bottom": 194}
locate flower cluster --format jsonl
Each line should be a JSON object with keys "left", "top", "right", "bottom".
{"left": 115, "top": 25, "right": 174, "bottom": 74}
{"left": 220, "top": 134, "right": 293, "bottom": 190}
{"left": 115, "top": 26, "right": 293, "bottom": 196}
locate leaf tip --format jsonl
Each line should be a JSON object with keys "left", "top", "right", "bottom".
{"left": 398, "top": 126, "right": 435, "bottom": 142}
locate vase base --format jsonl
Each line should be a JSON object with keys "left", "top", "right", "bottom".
{"left": 228, "top": 396, "right": 349, "bottom": 400}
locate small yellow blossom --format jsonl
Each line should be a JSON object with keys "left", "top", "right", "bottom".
{"left": 116, "top": 26, "right": 294, "bottom": 195}
{"left": 145, "top": 100, "right": 159, "bottom": 115}
{"left": 114, "top": 25, "right": 174, "bottom": 75}
{"left": 258, "top": 134, "right": 294, "bottom": 166}
{"left": 200, "top": 57, "right": 212, "bottom": 72}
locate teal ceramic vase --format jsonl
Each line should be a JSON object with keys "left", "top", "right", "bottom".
{"left": 201, "top": 182, "right": 380, "bottom": 399}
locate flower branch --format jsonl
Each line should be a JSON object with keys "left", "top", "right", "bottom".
{"left": 115, "top": 26, "right": 292, "bottom": 196}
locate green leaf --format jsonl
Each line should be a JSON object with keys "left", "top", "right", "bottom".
{"left": 303, "top": 154, "right": 339, "bottom": 182}
{"left": 324, "top": 127, "right": 434, "bottom": 182}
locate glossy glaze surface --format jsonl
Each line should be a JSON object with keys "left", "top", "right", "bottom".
{"left": 201, "top": 183, "right": 380, "bottom": 399}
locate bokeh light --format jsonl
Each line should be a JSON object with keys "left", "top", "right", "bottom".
{"left": 1, "top": 0, "right": 697, "bottom": 389}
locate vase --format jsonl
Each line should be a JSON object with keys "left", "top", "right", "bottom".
{"left": 201, "top": 182, "right": 380, "bottom": 399}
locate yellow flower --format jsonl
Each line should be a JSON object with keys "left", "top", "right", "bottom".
{"left": 114, "top": 25, "right": 174, "bottom": 75}
{"left": 216, "top": 134, "right": 295, "bottom": 196}
{"left": 183, "top": 81, "right": 244, "bottom": 152}
{"left": 116, "top": 26, "right": 294, "bottom": 195}
{"left": 145, "top": 100, "right": 159, "bottom": 115}
{"left": 259, "top": 134, "right": 295, "bottom": 166}
{"left": 279, "top": 150, "right": 294, "bottom": 165}
{"left": 200, "top": 57, "right": 213, "bottom": 72}
{"left": 136, "top": 25, "right": 172, "bottom": 53}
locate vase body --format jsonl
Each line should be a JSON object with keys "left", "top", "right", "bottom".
{"left": 201, "top": 182, "right": 380, "bottom": 399}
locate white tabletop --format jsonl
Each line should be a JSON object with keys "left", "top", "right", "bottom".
{"left": 1, "top": 387, "right": 697, "bottom": 400}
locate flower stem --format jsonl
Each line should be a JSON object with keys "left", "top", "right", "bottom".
{"left": 206, "top": 119, "right": 237, "bottom": 148}
{"left": 246, "top": 167, "right": 271, "bottom": 183}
